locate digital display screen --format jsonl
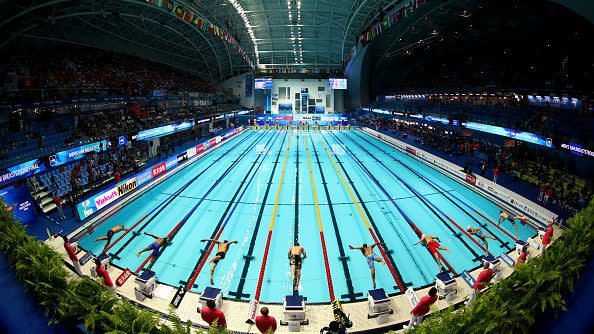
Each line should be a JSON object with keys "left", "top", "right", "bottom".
{"left": 254, "top": 78, "right": 272, "bottom": 90}
{"left": 132, "top": 121, "right": 195, "bottom": 141}
{"left": 329, "top": 78, "right": 347, "bottom": 89}
{"left": 50, "top": 140, "right": 111, "bottom": 167}
{"left": 0, "top": 159, "right": 47, "bottom": 188}
{"left": 464, "top": 122, "right": 554, "bottom": 148}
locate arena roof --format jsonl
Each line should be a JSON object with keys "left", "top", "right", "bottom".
{"left": 0, "top": 1, "right": 591, "bottom": 83}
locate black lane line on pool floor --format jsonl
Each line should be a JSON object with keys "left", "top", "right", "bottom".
{"left": 318, "top": 131, "right": 412, "bottom": 291}
{"left": 107, "top": 130, "right": 260, "bottom": 260}
{"left": 294, "top": 132, "right": 300, "bottom": 246}
{"left": 168, "top": 190, "right": 462, "bottom": 205}
{"left": 228, "top": 131, "right": 289, "bottom": 300}
{"left": 329, "top": 131, "right": 431, "bottom": 282}
{"left": 350, "top": 131, "right": 513, "bottom": 252}
{"left": 139, "top": 130, "right": 273, "bottom": 274}
{"left": 179, "top": 131, "right": 280, "bottom": 288}
{"left": 339, "top": 132, "right": 484, "bottom": 263}
{"left": 309, "top": 134, "right": 363, "bottom": 301}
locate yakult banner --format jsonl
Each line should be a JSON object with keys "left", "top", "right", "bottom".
{"left": 76, "top": 127, "right": 244, "bottom": 220}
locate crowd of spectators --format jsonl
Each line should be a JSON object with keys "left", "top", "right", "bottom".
{"left": 357, "top": 114, "right": 592, "bottom": 214}
{"left": 0, "top": 46, "right": 225, "bottom": 103}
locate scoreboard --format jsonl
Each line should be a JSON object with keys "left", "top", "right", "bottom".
{"left": 256, "top": 114, "right": 348, "bottom": 126}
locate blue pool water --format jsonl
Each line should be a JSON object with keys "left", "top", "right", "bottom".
{"left": 75, "top": 129, "right": 535, "bottom": 303}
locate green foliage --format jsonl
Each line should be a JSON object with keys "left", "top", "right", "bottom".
{"left": 399, "top": 201, "right": 594, "bottom": 334}
{"left": 0, "top": 200, "right": 227, "bottom": 334}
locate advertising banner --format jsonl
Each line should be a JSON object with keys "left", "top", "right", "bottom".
{"left": 463, "top": 122, "right": 554, "bottom": 148}
{"left": 0, "top": 159, "right": 47, "bottom": 188}
{"left": 50, "top": 140, "right": 111, "bottom": 167}
{"left": 132, "top": 121, "right": 195, "bottom": 141}
{"left": 76, "top": 127, "right": 243, "bottom": 220}
{"left": 0, "top": 183, "right": 36, "bottom": 224}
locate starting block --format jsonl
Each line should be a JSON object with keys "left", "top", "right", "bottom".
{"left": 134, "top": 270, "right": 157, "bottom": 301}
{"left": 280, "top": 295, "right": 308, "bottom": 326}
{"left": 435, "top": 272, "right": 457, "bottom": 301}
{"left": 515, "top": 240, "right": 527, "bottom": 255}
{"left": 199, "top": 287, "right": 223, "bottom": 310}
{"left": 367, "top": 288, "right": 393, "bottom": 319}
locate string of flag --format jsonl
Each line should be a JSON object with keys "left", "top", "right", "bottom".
{"left": 360, "top": 0, "right": 426, "bottom": 46}
{"left": 144, "top": 0, "right": 255, "bottom": 68}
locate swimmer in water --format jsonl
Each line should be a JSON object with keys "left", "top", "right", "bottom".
{"left": 414, "top": 234, "right": 450, "bottom": 272}
{"left": 498, "top": 211, "right": 523, "bottom": 239}
{"left": 349, "top": 242, "right": 385, "bottom": 289}
{"left": 201, "top": 239, "right": 238, "bottom": 285}
{"left": 136, "top": 232, "right": 169, "bottom": 270}
{"left": 94, "top": 225, "right": 129, "bottom": 253}
{"left": 467, "top": 226, "right": 496, "bottom": 255}
{"left": 288, "top": 242, "right": 307, "bottom": 292}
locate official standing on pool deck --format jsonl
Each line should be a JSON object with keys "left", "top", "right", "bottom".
{"left": 200, "top": 299, "right": 227, "bottom": 329}
{"left": 540, "top": 222, "right": 554, "bottom": 255}
{"left": 349, "top": 242, "right": 385, "bottom": 289}
{"left": 403, "top": 287, "right": 438, "bottom": 330}
{"left": 94, "top": 258, "right": 115, "bottom": 294}
{"left": 255, "top": 307, "right": 277, "bottom": 333}
{"left": 200, "top": 238, "right": 238, "bottom": 285}
{"left": 466, "top": 262, "right": 494, "bottom": 306}
{"left": 288, "top": 242, "right": 307, "bottom": 292}
{"left": 61, "top": 235, "right": 82, "bottom": 277}
{"left": 516, "top": 244, "right": 529, "bottom": 265}
{"left": 136, "top": 232, "right": 169, "bottom": 270}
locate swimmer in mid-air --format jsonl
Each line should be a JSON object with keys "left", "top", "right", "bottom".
{"left": 94, "top": 225, "right": 129, "bottom": 253}
{"left": 414, "top": 234, "right": 450, "bottom": 272}
{"left": 288, "top": 242, "right": 307, "bottom": 292}
{"left": 349, "top": 242, "right": 385, "bottom": 289}
{"left": 466, "top": 226, "right": 496, "bottom": 255}
{"left": 200, "top": 239, "right": 238, "bottom": 285}
{"left": 136, "top": 232, "right": 169, "bottom": 270}
{"left": 498, "top": 210, "right": 523, "bottom": 239}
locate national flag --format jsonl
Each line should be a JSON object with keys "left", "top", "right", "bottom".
{"left": 164, "top": 0, "right": 174, "bottom": 12}
{"left": 183, "top": 9, "right": 194, "bottom": 23}
{"left": 196, "top": 17, "right": 205, "bottom": 30}
{"left": 155, "top": 0, "right": 164, "bottom": 7}
{"left": 383, "top": 16, "right": 390, "bottom": 29}
{"left": 174, "top": 4, "right": 184, "bottom": 18}
{"left": 146, "top": 0, "right": 156, "bottom": 5}
{"left": 209, "top": 23, "right": 215, "bottom": 35}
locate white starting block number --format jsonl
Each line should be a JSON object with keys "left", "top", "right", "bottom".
{"left": 405, "top": 287, "right": 419, "bottom": 307}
